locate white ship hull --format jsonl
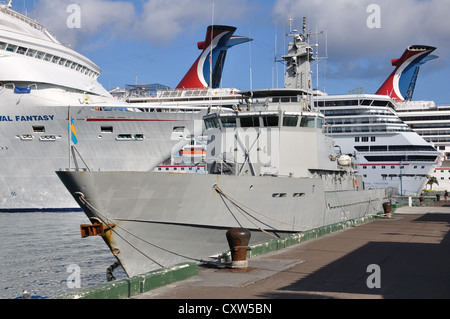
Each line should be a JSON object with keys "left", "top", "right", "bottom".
{"left": 0, "top": 88, "right": 205, "bottom": 211}
{"left": 56, "top": 171, "right": 387, "bottom": 277}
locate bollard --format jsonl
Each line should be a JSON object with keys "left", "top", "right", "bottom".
{"left": 382, "top": 202, "right": 392, "bottom": 217}
{"left": 226, "top": 228, "right": 251, "bottom": 269}
{"left": 419, "top": 196, "right": 425, "bottom": 206}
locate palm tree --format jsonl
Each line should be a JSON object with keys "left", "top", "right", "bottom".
{"left": 427, "top": 176, "right": 439, "bottom": 190}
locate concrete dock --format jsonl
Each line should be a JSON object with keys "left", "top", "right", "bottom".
{"left": 132, "top": 202, "right": 450, "bottom": 299}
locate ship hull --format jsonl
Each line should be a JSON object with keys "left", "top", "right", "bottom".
{"left": 57, "top": 170, "right": 386, "bottom": 277}
{"left": 0, "top": 90, "right": 205, "bottom": 211}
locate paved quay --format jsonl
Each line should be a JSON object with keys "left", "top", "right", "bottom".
{"left": 132, "top": 201, "right": 450, "bottom": 299}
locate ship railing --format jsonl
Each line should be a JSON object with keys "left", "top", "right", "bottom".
{"left": 0, "top": 5, "right": 59, "bottom": 42}
{"left": 91, "top": 105, "right": 205, "bottom": 113}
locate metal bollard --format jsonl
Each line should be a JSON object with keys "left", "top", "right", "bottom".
{"left": 382, "top": 202, "right": 392, "bottom": 217}
{"left": 226, "top": 228, "right": 251, "bottom": 269}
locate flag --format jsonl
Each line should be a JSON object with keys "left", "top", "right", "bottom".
{"left": 69, "top": 116, "right": 78, "bottom": 145}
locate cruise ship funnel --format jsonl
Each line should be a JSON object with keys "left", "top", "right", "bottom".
{"left": 176, "top": 25, "right": 252, "bottom": 89}
{"left": 376, "top": 45, "right": 437, "bottom": 102}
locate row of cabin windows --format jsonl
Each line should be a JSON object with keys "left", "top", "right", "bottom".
{"left": 315, "top": 99, "right": 395, "bottom": 108}
{"left": 355, "top": 145, "right": 437, "bottom": 152}
{"left": 0, "top": 41, "right": 99, "bottom": 79}
{"left": 206, "top": 115, "right": 322, "bottom": 130}
{"left": 355, "top": 136, "right": 376, "bottom": 142}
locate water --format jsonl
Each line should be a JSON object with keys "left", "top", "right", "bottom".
{"left": 0, "top": 211, "right": 126, "bottom": 299}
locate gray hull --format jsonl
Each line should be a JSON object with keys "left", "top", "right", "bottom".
{"left": 57, "top": 171, "right": 387, "bottom": 277}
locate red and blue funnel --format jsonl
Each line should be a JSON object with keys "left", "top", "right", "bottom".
{"left": 376, "top": 45, "right": 437, "bottom": 101}
{"left": 176, "top": 25, "right": 252, "bottom": 89}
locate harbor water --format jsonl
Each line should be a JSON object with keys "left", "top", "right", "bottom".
{"left": 0, "top": 211, "right": 126, "bottom": 299}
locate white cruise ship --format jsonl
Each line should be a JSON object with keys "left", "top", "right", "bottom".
{"left": 395, "top": 101, "right": 450, "bottom": 191}
{"left": 315, "top": 93, "right": 439, "bottom": 195}
{"left": 0, "top": 3, "right": 249, "bottom": 211}
{"left": 373, "top": 45, "right": 450, "bottom": 191}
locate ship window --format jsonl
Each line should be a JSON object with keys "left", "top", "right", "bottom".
{"left": 26, "top": 49, "right": 37, "bottom": 57}
{"left": 6, "top": 44, "right": 17, "bottom": 52}
{"left": 51, "top": 56, "right": 60, "bottom": 64}
{"left": 240, "top": 116, "right": 260, "bottom": 127}
{"left": 116, "top": 134, "right": 133, "bottom": 140}
{"left": 283, "top": 115, "right": 298, "bottom": 127}
{"left": 65, "top": 60, "right": 72, "bottom": 68}
{"left": 293, "top": 193, "right": 305, "bottom": 197}
{"left": 17, "top": 46, "right": 27, "bottom": 55}
{"left": 135, "top": 134, "right": 144, "bottom": 140}
{"left": 0, "top": 42, "right": 6, "bottom": 50}
{"left": 43, "top": 54, "right": 52, "bottom": 61}
{"left": 262, "top": 115, "right": 279, "bottom": 127}
{"left": 355, "top": 137, "right": 360, "bottom": 142}
{"left": 220, "top": 117, "right": 237, "bottom": 128}
{"left": 300, "top": 117, "right": 315, "bottom": 128}
{"left": 370, "top": 145, "right": 387, "bottom": 151}
{"left": 59, "top": 58, "right": 66, "bottom": 66}
{"left": 32, "top": 126, "right": 45, "bottom": 133}
{"left": 101, "top": 126, "right": 113, "bottom": 133}
{"left": 361, "top": 137, "right": 369, "bottom": 142}
{"left": 35, "top": 51, "right": 45, "bottom": 59}
{"left": 205, "top": 117, "right": 219, "bottom": 129}
{"left": 317, "top": 118, "right": 323, "bottom": 128}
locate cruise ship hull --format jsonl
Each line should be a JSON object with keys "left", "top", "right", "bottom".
{"left": 56, "top": 170, "right": 386, "bottom": 277}
{"left": 0, "top": 90, "right": 205, "bottom": 211}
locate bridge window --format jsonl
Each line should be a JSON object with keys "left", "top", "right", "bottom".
{"left": 283, "top": 115, "right": 298, "bottom": 127}
{"left": 262, "top": 115, "right": 279, "bottom": 127}
{"left": 240, "top": 116, "right": 260, "bottom": 128}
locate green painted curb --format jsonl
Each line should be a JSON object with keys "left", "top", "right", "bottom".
{"left": 56, "top": 262, "right": 198, "bottom": 299}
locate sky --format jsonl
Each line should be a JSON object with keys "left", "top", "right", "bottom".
{"left": 13, "top": 0, "right": 450, "bottom": 104}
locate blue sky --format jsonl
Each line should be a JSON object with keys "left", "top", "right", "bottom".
{"left": 14, "top": 0, "right": 450, "bottom": 104}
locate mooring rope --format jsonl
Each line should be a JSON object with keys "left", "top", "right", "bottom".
{"left": 213, "top": 184, "right": 314, "bottom": 231}
{"left": 75, "top": 192, "right": 207, "bottom": 268}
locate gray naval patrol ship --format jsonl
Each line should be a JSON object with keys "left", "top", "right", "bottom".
{"left": 56, "top": 21, "right": 387, "bottom": 278}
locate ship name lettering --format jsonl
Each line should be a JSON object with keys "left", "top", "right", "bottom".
{"left": 14, "top": 115, "right": 55, "bottom": 122}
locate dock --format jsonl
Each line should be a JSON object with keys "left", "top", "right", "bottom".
{"left": 132, "top": 201, "right": 450, "bottom": 299}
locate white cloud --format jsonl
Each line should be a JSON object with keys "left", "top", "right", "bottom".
{"left": 33, "top": 0, "right": 135, "bottom": 49}
{"left": 32, "top": 0, "right": 252, "bottom": 48}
